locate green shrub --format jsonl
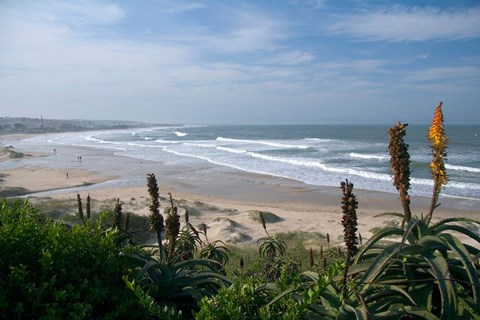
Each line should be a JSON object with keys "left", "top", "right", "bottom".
{"left": 195, "top": 273, "right": 309, "bottom": 320}
{"left": 0, "top": 199, "right": 146, "bottom": 319}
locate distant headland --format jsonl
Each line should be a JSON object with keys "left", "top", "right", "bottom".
{"left": 0, "top": 116, "right": 178, "bottom": 135}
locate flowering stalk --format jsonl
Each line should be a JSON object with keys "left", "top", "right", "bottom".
{"left": 308, "top": 247, "right": 314, "bottom": 268}
{"left": 113, "top": 198, "right": 122, "bottom": 230}
{"left": 77, "top": 194, "right": 85, "bottom": 225}
{"left": 86, "top": 194, "right": 91, "bottom": 222}
{"left": 425, "top": 102, "right": 448, "bottom": 225}
{"left": 388, "top": 122, "right": 412, "bottom": 222}
{"left": 147, "top": 173, "right": 164, "bottom": 259}
{"left": 259, "top": 211, "right": 270, "bottom": 237}
{"left": 165, "top": 193, "right": 180, "bottom": 261}
{"left": 341, "top": 179, "right": 359, "bottom": 260}
{"left": 124, "top": 212, "right": 130, "bottom": 231}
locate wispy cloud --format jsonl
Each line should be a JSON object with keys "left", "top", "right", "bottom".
{"left": 152, "top": 0, "right": 205, "bottom": 13}
{"left": 290, "top": 0, "right": 328, "bottom": 9}
{"left": 10, "top": 0, "right": 126, "bottom": 26}
{"left": 330, "top": 5, "right": 480, "bottom": 41}
{"left": 264, "top": 50, "right": 315, "bottom": 65}
{"left": 405, "top": 66, "right": 480, "bottom": 83}
{"left": 202, "top": 8, "right": 288, "bottom": 53}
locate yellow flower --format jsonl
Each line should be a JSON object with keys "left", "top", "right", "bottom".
{"left": 428, "top": 102, "right": 447, "bottom": 187}
{"left": 428, "top": 102, "right": 447, "bottom": 151}
{"left": 425, "top": 102, "right": 448, "bottom": 225}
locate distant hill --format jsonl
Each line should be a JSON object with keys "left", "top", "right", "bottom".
{"left": 0, "top": 117, "right": 177, "bottom": 135}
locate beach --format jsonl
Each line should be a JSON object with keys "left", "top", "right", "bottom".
{"left": 1, "top": 131, "right": 479, "bottom": 247}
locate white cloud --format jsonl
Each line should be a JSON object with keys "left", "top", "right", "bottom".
{"left": 405, "top": 66, "right": 480, "bottom": 82}
{"left": 47, "top": 1, "right": 125, "bottom": 26}
{"left": 4, "top": 0, "right": 126, "bottom": 26}
{"left": 166, "top": 3, "right": 205, "bottom": 13}
{"left": 330, "top": 5, "right": 480, "bottom": 41}
{"left": 264, "top": 50, "right": 315, "bottom": 65}
{"left": 290, "top": 0, "right": 328, "bottom": 9}
{"left": 203, "top": 9, "right": 288, "bottom": 53}
{"left": 152, "top": 0, "right": 205, "bottom": 13}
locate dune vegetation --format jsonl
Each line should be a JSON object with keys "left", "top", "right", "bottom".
{"left": 1, "top": 103, "right": 479, "bottom": 319}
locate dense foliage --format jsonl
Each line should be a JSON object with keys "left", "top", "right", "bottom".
{"left": 0, "top": 200, "right": 145, "bottom": 319}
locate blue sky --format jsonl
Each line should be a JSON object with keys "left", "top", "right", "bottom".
{"left": 1, "top": 0, "right": 479, "bottom": 124}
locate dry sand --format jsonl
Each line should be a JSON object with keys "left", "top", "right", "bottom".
{"left": 0, "top": 166, "right": 115, "bottom": 194}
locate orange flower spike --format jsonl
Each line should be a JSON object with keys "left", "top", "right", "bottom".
{"left": 425, "top": 102, "right": 448, "bottom": 225}
{"left": 428, "top": 102, "right": 447, "bottom": 150}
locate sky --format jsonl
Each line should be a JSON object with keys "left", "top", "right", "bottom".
{"left": 1, "top": 0, "right": 479, "bottom": 124}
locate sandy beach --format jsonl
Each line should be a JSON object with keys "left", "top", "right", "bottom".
{"left": 1, "top": 133, "right": 479, "bottom": 247}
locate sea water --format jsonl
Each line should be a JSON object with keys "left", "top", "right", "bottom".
{"left": 17, "top": 124, "right": 480, "bottom": 201}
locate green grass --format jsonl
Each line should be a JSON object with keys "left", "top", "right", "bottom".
{"left": 30, "top": 197, "right": 78, "bottom": 218}
{"left": 223, "top": 244, "right": 261, "bottom": 277}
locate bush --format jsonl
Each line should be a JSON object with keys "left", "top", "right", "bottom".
{"left": 195, "top": 273, "right": 309, "bottom": 320}
{"left": 0, "top": 199, "right": 146, "bottom": 320}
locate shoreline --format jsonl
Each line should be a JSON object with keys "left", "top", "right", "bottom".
{"left": 1, "top": 133, "right": 478, "bottom": 246}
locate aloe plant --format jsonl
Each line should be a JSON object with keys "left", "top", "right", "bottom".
{"left": 258, "top": 236, "right": 287, "bottom": 261}
{"left": 124, "top": 251, "right": 231, "bottom": 315}
{"left": 175, "top": 226, "right": 202, "bottom": 261}
{"left": 198, "top": 224, "right": 230, "bottom": 272}
{"left": 199, "top": 240, "right": 231, "bottom": 269}
{"left": 332, "top": 103, "right": 479, "bottom": 319}
{"left": 349, "top": 215, "right": 480, "bottom": 319}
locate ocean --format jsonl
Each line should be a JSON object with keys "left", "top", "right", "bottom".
{"left": 17, "top": 124, "right": 480, "bottom": 201}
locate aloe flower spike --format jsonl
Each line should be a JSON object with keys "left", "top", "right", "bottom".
{"left": 425, "top": 102, "right": 448, "bottom": 225}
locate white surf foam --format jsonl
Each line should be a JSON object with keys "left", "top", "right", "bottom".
{"left": 246, "top": 152, "right": 392, "bottom": 181}
{"left": 445, "top": 164, "right": 480, "bottom": 173}
{"left": 174, "top": 131, "right": 188, "bottom": 137}
{"left": 217, "top": 146, "right": 247, "bottom": 154}
{"left": 183, "top": 143, "right": 216, "bottom": 148}
{"left": 216, "top": 137, "right": 309, "bottom": 149}
{"left": 302, "top": 137, "right": 333, "bottom": 142}
{"left": 350, "top": 152, "right": 388, "bottom": 161}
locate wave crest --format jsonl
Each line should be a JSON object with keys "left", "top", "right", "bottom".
{"left": 174, "top": 131, "right": 188, "bottom": 137}
{"left": 216, "top": 137, "right": 309, "bottom": 149}
{"left": 445, "top": 164, "right": 480, "bottom": 173}
{"left": 350, "top": 152, "right": 388, "bottom": 161}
